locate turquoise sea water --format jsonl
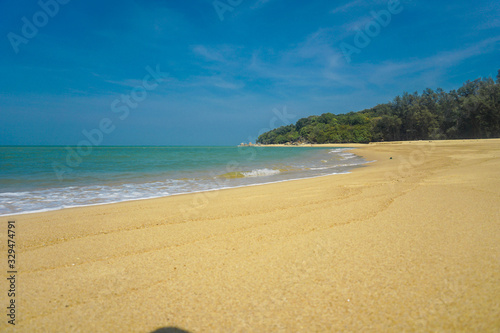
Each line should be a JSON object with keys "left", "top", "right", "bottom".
{"left": 0, "top": 146, "right": 368, "bottom": 215}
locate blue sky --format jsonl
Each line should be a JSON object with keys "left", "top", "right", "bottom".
{"left": 1, "top": 0, "right": 499, "bottom": 145}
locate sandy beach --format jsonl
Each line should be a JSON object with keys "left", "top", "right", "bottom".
{"left": 1, "top": 139, "right": 499, "bottom": 332}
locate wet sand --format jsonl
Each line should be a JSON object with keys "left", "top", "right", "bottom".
{"left": 1, "top": 139, "right": 499, "bottom": 332}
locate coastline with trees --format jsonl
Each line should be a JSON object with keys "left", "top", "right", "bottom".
{"left": 257, "top": 71, "right": 500, "bottom": 144}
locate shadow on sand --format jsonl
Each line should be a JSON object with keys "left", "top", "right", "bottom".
{"left": 150, "top": 327, "right": 192, "bottom": 333}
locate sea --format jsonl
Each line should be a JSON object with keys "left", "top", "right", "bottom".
{"left": 0, "top": 146, "right": 369, "bottom": 216}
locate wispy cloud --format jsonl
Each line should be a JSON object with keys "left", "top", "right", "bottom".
{"left": 192, "top": 45, "right": 226, "bottom": 62}
{"left": 186, "top": 75, "right": 245, "bottom": 90}
{"left": 341, "top": 15, "right": 373, "bottom": 32}
{"left": 292, "top": 29, "right": 342, "bottom": 63}
{"left": 191, "top": 45, "right": 242, "bottom": 64}
{"left": 330, "top": 0, "right": 364, "bottom": 14}
{"left": 362, "top": 36, "right": 500, "bottom": 84}
{"left": 241, "top": 35, "right": 500, "bottom": 95}
{"left": 478, "top": 18, "right": 500, "bottom": 29}
{"left": 330, "top": 0, "right": 390, "bottom": 14}
{"left": 475, "top": 4, "right": 500, "bottom": 31}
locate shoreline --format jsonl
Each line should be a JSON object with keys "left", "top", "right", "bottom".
{"left": 2, "top": 139, "right": 499, "bottom": 332}
{"left": 0, "top": 146, "right": 366, "bottom": 218}
{"left": 0, "top": 167, "right": 361, "bottom": 218}
{"left": 256, "top": 137, "right": 499, "bottom": 147}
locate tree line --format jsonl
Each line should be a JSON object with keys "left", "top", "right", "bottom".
{"left": 257, "top": 70, "right": 500, "bottom": 144}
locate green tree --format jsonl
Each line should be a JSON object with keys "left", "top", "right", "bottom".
{"left": 256, "top": 70, "right": 500, "bottom": 144}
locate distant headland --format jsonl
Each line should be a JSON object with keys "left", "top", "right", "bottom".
{"left": 257, "top": 70, "right": 500, "bottom": 145}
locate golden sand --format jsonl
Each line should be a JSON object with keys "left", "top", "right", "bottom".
{"left": 1, "top": 139, "right": 499, "bottom": 332}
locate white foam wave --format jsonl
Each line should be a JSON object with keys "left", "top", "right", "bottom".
{"left": 339, "top": 153, "right": 355, "bottom": 160}
{"left": 242, "top": 168, "right": 281, "bottom": 177}
{"left": 0, "top": 149, "right": 370, "bottom": 216}
{"left": 0, "top": 192, "right": 29, "bottom": 197}
{"left": 328, "top": 148, "right": 350, "bottom": 153}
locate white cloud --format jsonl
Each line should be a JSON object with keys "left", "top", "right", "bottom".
{"left": 191, "top": 45, "right": 244, "bottom": 66}
{"left": 477, "top": 18, "right": 500, "bottom": 30}
{"left": 341, "top": 15, "right": 373, "bottom": 32}
{"left": 188, "top": 76, "right": 245, "bottom": 90}
{"left": 330, "top": 0, "right": 363, "bottom": 14}
{"left": 192, "top": 45, "right": 226, "bottom": 62}
{"left": 330, "top": 0, "right": 390, "bottom": 14}
{"left": 362, "top": 36, "right": 500, "bottom": 85}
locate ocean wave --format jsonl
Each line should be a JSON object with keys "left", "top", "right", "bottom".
{"left": 309, "top": 166, "right": 330, "bottom": 170}
{"left": 339, "top": 153, "right": 356, "bottom": 160}
{"left": 218, "top": 168, "right": 282, "bottom": 179}
{"left": 0, "top": 192, "right": 30, "bottom": 197}
{"left": 242, "top": 168, "right": 281, "bottom": 177}
{"left": 0, "top": 147, "right": 369, "bottom": 216}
